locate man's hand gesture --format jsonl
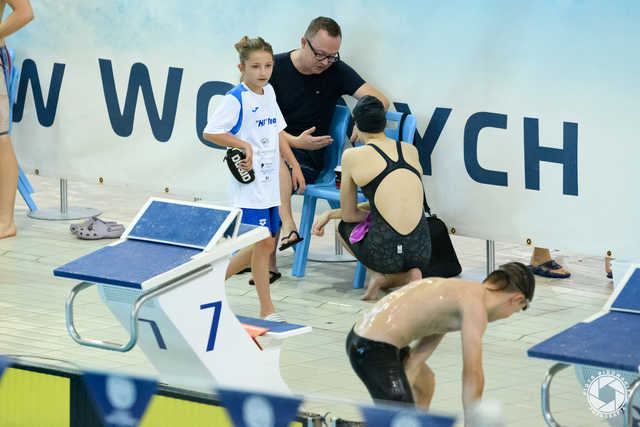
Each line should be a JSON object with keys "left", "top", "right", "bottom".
{"left": 295, "top": 126, "right": 333, "bottom": 150}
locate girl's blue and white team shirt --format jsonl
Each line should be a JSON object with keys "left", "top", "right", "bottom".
{"left": 204, "top": 83, "right": 286, "bottom": 209}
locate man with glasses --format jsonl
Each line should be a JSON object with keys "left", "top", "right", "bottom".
{"left": 346, "top": 262, "right": 534, "bottom": 421}
{"left": 269, "top": 16, "right": 389, "bottom": 253}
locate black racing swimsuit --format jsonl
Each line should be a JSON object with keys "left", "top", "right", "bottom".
{"left": 338, "top": 140, "right": 431, "bottom": 275}
{"left": 346, "top": 328, "right": 414, "bottom": 404}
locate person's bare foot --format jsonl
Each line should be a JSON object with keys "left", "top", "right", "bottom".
{"left": 361, "top": 272, "right": 385, "bottom": 301}
{"left": 0, "top": 223, "right": 16, "bottom": 239}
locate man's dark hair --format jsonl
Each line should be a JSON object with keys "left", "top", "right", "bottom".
{"left": 353, "top": 95, "right": 386, "bottom": 133}
{"left": 484, "top": 262, "right": 535, "bottom": 305}
{"left": 304, "top": 16, "right": 342, "bottom": 40}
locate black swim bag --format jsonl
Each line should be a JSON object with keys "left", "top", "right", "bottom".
{"left": 224, "top": 148, "right": 255, "bottom": 184}
{"left": 397, "top": 112, "right": 462, "bottom": 278}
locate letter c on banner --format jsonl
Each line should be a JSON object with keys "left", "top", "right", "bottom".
{"left": 464, "top": 112, "right": 508, "bottom": 186}
{"left": 196, "top": 81, "right": 234, "bottom": 149}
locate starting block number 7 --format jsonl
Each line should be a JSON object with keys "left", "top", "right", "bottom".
{"left": 138, "top": 300, "right": 223, "bottom": 352}
{"left": 200, "top": 300, "right": 222, "bottom": 352}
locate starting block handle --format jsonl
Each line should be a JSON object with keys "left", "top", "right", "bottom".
{"left": 541, "top": 362, "right": 570, "bottom": 427}
{"left": 65, "top": 265, "right": 213, "bottom": 352}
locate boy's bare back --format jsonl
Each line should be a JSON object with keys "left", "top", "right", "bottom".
{"left": 354, "top": 277, "right": 487, "bottom": 348}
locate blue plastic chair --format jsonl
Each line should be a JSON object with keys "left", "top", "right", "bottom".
{"left": 292, "top": 109, "right": 417, "bottom": 289}
{"left": 6, "top": 48, "right": 37, "bottom": 212}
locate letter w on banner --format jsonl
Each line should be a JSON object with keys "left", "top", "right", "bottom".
{"left": 217, "top": 387, "right": 303, "bottom": 427}
{"left": 82, "top": 371, "right": 157, "bottom": 427}
{"left": 360, "top": 403, "right": 456, "bottom": 427}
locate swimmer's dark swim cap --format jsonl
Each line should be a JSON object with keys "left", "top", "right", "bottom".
{"left": 353, "top": 95, "right": 386, "bottom": 133}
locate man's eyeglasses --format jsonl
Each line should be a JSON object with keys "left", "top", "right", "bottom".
{"left": 306, "top": 39, "right": 340, "bottom": 63}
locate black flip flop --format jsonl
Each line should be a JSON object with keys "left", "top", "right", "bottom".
{"left": 527, "top": 260, "right": 571, "bottom": 279}
{"left": 279, "top": 230, "right": 303, "bottom": 251}
{"left": 249, "top": 271, "right": 282, "bottom": 286}
{"left": 238, "top": 267, "right": 251, "bottom": 274}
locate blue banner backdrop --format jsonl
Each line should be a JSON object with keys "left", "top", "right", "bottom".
{"left": 7, "top": 1, "right": 640, "bottom": 257}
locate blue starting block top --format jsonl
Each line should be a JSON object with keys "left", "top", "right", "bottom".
{"left": 54, "top": 199, "right": 247, "bottom": 288}
{"left": 528, "top": 266, "right": 640, "bottom": 373}
{"left": 127, "top": 200, "right": 240, "bottom": 249}
{"left": 54, "top": 240, "right": 201, "bottom": 288}
{"left": 610, "top": 268, "right": 640, "bottom": 313}
{"left": 527, "top": 311, "right": 640, "bottom": 372}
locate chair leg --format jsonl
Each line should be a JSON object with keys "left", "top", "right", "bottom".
{"left": 353, "top": 262, "right": 366, "bottom": 289}
{"left": 17, "top": 166, "right": 38, "bottom": 212}
{"left": 292, "top": 195, "right": 317, "bottom": 278}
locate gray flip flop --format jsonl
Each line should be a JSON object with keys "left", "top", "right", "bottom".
{"left": 69, "top": 215, "right": 117, "bottom": 235}
{"left": 76, "top": 218, "right": 125, "bottom": 240}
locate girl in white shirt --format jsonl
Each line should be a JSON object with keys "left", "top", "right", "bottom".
{"left": 203, "top": 36, "right": 304, "bottom": 322}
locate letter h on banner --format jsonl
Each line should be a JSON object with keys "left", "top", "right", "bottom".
{"left": 524, "top": 118, "right": 579, "bottom": 196}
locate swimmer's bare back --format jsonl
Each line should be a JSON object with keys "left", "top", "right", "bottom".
{"left": 354, "top": 277, "right": 486, "bottom": 348}
{"left": 344, "top": 137, "right": 424, "bottom": 235}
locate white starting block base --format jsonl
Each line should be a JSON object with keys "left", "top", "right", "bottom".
{"left": 57, "top": 198, "right": 311, "bottom": 395}
{"left": 98, "top": 257, "right": 290, "bottom": 394}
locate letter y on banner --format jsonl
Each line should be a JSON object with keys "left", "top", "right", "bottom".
{"left": 360, "top": 403, "right": 455, "bottom": 427}
{"left": 82, "top": 371, "right": 157, "bottom": 427}
{"left": 217, "top": 387, "right": 303, "bottom": 427}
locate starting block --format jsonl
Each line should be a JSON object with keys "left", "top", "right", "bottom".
{"left": 54, "top": 198, "right": 311, "bottom": 394}
{"left": 528, "top": 265, "right": 640, "bottom": 426}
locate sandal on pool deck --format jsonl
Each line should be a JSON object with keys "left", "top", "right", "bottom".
{"left": 69, "top": 215, "right": 116, "bottom": 234}
{"left": 279, "top": 230, "right": 303, "bottom": 251}
{"left": 76, "top": 218, "right": 125, "bottom": 240}
{"left": 528, "top": 260, "right": 571, "bottom": 279}
{"left": 249, "top": 271, "right": 281, "bottom": 286}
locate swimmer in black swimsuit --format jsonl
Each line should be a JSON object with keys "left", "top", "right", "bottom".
{"left": 346, "top": 263, "right": 535, "bottom": 422}
{"left": 312, "top": 95, "right": 429, "bottom": 299}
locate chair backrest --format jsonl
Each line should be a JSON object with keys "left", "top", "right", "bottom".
{"left": 384, "top": 111, "right": 417, "bottom": 143}
{"left": 315, "top": 104, "right": 350, "bottom": 185}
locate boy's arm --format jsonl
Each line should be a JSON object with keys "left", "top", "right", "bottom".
{"left": 460, "top": 302, "right": 487, "bottom": 424}
{"left": 404, "top": 334, "right": 444, "bottom": 378}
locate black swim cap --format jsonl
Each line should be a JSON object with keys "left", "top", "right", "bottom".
{"left": 353, "top": 95, "right": 386, "bottom": 133}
